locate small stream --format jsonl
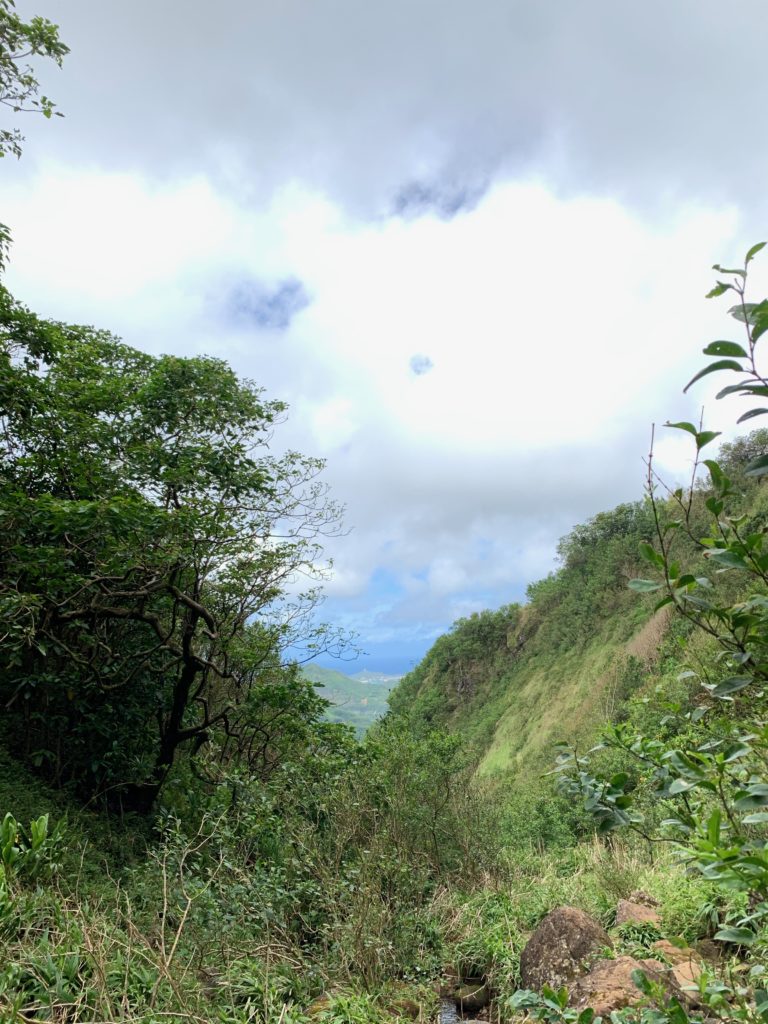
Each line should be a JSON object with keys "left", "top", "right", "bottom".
{"left": 439, "top": 999, "right": 461, "bottom": 1023}
{"left": 439, "top": 997, "right": 485, "bottom": 1022}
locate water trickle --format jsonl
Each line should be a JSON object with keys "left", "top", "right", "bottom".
{"left": 439, "top": 998, "right": 461, "bottom": 1024}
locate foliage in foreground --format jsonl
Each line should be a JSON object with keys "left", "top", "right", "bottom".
{"left": 552, "top": 245, "right": 768, "bottom": 1020}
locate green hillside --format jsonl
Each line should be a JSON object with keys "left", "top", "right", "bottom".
{"left": 389, "top": 443, "right": 768, "bottom": 779}
{"left": 302, "top": 663, "right": 398, "bottom": 735}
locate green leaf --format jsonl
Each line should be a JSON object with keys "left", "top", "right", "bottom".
{"left": 629, "top": 579, "right": 662, "bottom": 593}
{"left": 665, "top": 421, "right": 698, "bottom": 436}
{"left": 737, "top": 408, "right": 768, "bottom": 424}
{"left": 669, "top": 778, "right": 698, "bottom": 795}
{"left": 696, "top": 430, "right": 721, "bottom": 449}
{"left": 707, "top": 549, "right": 748, "bottom": 569}
{"left": 714, "top": 926, "right": 756, "bottom": 944}
{"left": 630, "top": 968, "right": 654, "bottom": 995}
{"left": 716, "top": 382, "right": 750, "bottom": 399}
{"left": 684, "top": 360, "right": 744, "bottom": 393}
{"left": 707, "top": 809, "right": 721, "bottom": 845}
{"left": 639, "top": 542, "right": 664, "bottom": 568}
{"left": 743, "top": 812, "right": 768, "bottom": 824}
{"left": 746, "top": 454, "right": 768, "bottom": 477}
{"left": 703, "top": 340, "right": 748, "bottom": 358}
{"left": 712, "top": 264, "right": 746, "bottom": 278}
{"left": 745, "top": 241, "right": 766, "bottom": 264}
{"left": 713, "top": 677, "right": 752, "bottom": 697}
{"left": 706, "top": 282, "right": 734, "bottom": 299}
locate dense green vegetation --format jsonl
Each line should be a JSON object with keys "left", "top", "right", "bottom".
{"left": 4, "top": 253, "right": 768, "bottom": 1019}
{"left": 5, "top": 5, "right": 768, "bottom": 1021}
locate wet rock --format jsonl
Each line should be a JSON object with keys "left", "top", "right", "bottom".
{"left": 615, "top": 899, "right": 661, "bottom": 928}
{"left": 453, "top": 981, "right": 490, "bottom": 1014}
{"left": 519, "top": 906, "right": 613, "bottom": 991}
{"left": 571, "top": 956, "right": 681, "bottom": 1016}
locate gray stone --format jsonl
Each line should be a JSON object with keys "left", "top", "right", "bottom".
{"left": 519, "top": 906, "right": 613, "bottom": 991}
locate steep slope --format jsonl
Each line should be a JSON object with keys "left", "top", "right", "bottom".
{"left": 389, "top": 437, "right": 768, "bottom": 777}
{"left": 387, "top": 500, "right": 684, "bottom": 774}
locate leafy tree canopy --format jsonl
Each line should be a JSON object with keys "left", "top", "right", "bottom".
{"left": 0, "top": 284, "right": 344, "bottom": 811}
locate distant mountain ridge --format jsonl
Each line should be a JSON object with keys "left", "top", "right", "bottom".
{"left": 301, "top": 664, "right": 400, "bottom": 735}
{"left": 351, "top": 670, "right": 402, "bottom": 685}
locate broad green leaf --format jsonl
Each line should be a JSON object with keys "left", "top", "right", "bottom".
{"left": 703, "top": 340, "right": 748, "bottom": 358}
{"left": 684, "top": 360, "right": 744, "bottom": 393}
{"left": 696, "top": 430, "right": 721, "bottom": 449}
{"left": 707, "top": 549, "right": 748, "bottom": 569}
{"left": 714, "top": 926, "right": 756, "bottom": 944}
{"left": 629, "top": 579, "right": 662, "bottom": 593}
{"left": 753, "top": 311, "right": 768, "bottom": 343}
{"left": 665, "top": 421, "right": 697, "bottom": 436}
{"left": 712, "top": 671, "right": 753, "bottom": 696}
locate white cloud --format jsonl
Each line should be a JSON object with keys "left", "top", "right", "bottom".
{"left": 5, "top": 0, "right": 767, "bottom": 669}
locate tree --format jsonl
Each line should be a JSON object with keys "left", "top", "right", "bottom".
{"left": 0, "top": 285, "right": 344, "bottom": 811}
{"left": 0, "top": 0, "right": 67, "bottom": 159}
{"left": 0, "top": 0, "right": 68, "bottom": 268}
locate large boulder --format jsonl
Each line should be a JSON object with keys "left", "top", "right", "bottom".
{"left": 570, "top": 956, "right": 681, "bottom": 1016}
{"left": 615, "top": 899, "right": 661, "bottom": 928}
{"left": 519, "top": 906, "right": 613, "bottom": 991}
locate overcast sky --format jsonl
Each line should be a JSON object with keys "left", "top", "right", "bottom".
{"left": 5, "top": 1, "right": 768, "bottom": 673}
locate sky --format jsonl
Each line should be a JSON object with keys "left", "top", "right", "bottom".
{"left": 4, "top": 1, "right": 768, "bottom": 675}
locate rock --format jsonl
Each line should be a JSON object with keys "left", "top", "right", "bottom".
{"left": 438, "top": 967, "right": 460, "bottom": 997}
{"left": 629, "top": 890, "right": 661, "bottom": 908}
{"left": 651, "top": 939, "right": 695, "bottom": 966}
{"left": 671, "top": 961, "right": 704, "bottom": 1005}
{"left": 453, "top": 981, "right": 490, "bottom": 1014}
{"left": 695, "top": 938, "right": 723, "bottom": 963}
{"left": 519, "top": 906, "right": 613, "bottom": 991}
{"left": 571, "top": 956, "right": 681, "bottom": 1016}
{"left": 615, "top": 899, "right": 661, "bottom": 928}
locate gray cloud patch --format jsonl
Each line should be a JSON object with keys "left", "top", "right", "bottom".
{"left": 393, "top": 178, "right": 487, "bottom": 220}
{"left": 409, "top": 354, "right": 434, "bottom": 376}
{"left": 18, "top": 0, "right": 768, "bottom": 221}
{"left": 227, "top": 278, "right": 310, "bottom": 330}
